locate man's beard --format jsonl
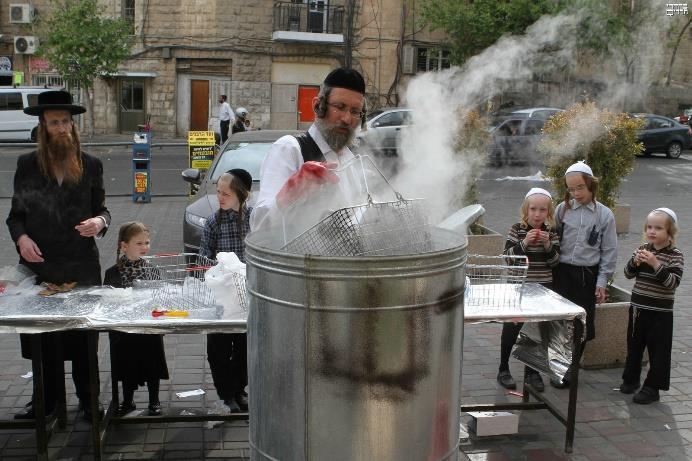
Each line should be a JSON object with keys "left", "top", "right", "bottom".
{"left": 315, "top": 118, "right": 356, "bottom": 152}
{"left": 47, "top": 133, "right": 82, "bottom": 183}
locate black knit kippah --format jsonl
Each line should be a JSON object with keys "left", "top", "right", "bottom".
{"left": 227, "top": 168, "right": 252, "bottom": 191}
{"left": 323, "top": 68, "right": 366, "bottom": 94}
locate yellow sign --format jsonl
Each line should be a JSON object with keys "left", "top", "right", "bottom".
{"left": 134, "top": 171, "right": 148, "bottom": 193}
{"left": 190, "top": 145, "right": 215, "bottom": 169}
{"left": 188, "top": 131, "right": 216, "bottom": 146}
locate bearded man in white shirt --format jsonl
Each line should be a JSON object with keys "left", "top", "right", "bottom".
{"left": 251, "top": 67, "right": 367, "bottom": 229}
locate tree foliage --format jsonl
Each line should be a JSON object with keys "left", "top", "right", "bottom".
{"left": 37, "top": 0, "right": 133, "bottom": 134}
{"left": 38, "top": 0, "right": 132, "bottom": 88}
{"left": 419, "top": 0, "right": 564, "bottom": 64}
{"left": 539, "top": 102, "right": 643, "bottom": 209}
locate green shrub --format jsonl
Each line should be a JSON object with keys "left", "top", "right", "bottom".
{"left": 539, "top": 102, "right": 643, "bottom": 210}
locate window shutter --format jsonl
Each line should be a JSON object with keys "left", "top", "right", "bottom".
{"left": 402, "top": 45, "right": 415, "bottom": 74}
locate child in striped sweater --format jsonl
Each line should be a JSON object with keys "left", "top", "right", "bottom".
{"left": 620, "top": 208, "right": 684, "bottom": 404}
{"left": 497, "top": 188, "right": 560, "bottom": 392}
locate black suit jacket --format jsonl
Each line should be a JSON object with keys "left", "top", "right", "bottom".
{"left": 6, "top": 151, "right": 111, "bottom": 285}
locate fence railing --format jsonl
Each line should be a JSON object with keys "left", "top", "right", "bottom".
{"left": 273, "top": 1, "right": 345, "bottom": 35}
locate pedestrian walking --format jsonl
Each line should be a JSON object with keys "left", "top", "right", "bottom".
{"left": 232, "top": 107, "right": 249, "bottom": 134}
{"left": 620, "top": 208, "right": 684, "bottom": 404}
{"left": 497, "top": 187, "right": 560, "bottom": 392}
{"left": 105, "top": 222, "right": 169, "bottom": 417}
{"left": 199, "top": 169, "right": 252, "bottom": 412}
{"left": 551, "top": 161, "right": 617, "bottom": 388}
{"left": 218, "top": 95, "right": 234, "bottom": 144}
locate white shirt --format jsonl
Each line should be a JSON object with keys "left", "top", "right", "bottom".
{"left": 251, "top": 124, "right": 358, "bottom": 230}
{"left": 219, "top": 101, "right": 234, "bottom": 122}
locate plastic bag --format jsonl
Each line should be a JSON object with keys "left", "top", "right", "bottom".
{"left": 0, "top": 265, "right": 37, "bottom": 296}
{"left": 204, "top": 252, "right": 247, "bottom": 318}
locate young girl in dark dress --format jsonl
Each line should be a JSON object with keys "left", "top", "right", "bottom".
{"left": 199, "top": 169, "right": 252, "bottom": 413}
{"left": 105, "top": 222, "right": 169, "bottom": 416}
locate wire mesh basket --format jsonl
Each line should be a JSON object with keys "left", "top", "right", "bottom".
{"left": 281, "top": 155, "right": 432, "bottom": 256}
{"left": 140, "top": 253, "right": 219, "bottom": 311}
{"left": 281, "top": 197, "right": 431, "bottom": 256}
{"left": 465, "top": 254, "right": 529, "bottom": 309}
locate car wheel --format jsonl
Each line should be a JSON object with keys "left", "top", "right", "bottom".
{"left": 666, "top": 142, "right": 682, "bottom": 159}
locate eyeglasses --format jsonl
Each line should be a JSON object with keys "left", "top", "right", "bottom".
{"left": 567, "top": 184, "right": 587, "bottom": 193}
{"left": 45, "top": 119, "right": 73, "bottom": 128}
{"left": 327, "top": 102, "right": 364, "bottom": 118}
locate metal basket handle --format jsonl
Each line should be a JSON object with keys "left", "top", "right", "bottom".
{"left": 333, "top": 154, "right": 405, "bottom": 203}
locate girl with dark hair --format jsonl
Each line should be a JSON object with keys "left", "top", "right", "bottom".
{"left": 199, "top": 169, "right": 252, "bottom": 412}
{"left": 105, "top": 221, "right": 169, "bottom": 416}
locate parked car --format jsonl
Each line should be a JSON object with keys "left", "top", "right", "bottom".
{"left": 489, "top": 107, "right": 563, "bottom": 127}
{"left": 488, "top": 117, "right": 548, "bottom": 166}
{"left": 0, "top": 86, "right": 61, "bottom": 141}
{"left": 181, "top": 129, "right": 301, "bottom": 253}
{"left": 356, "top": 107, "right": 413, "bottom": 156}
{"left": 632, "top": 113, "right": 692, "bottom": 159}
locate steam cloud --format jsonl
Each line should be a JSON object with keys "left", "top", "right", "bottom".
{"left": 393, "top": 1, "right": 673, "bottom": 222}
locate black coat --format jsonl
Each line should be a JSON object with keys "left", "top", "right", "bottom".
{"left": 6, "top": 151, "right": 111, "bottom": 360}
{"left": 104, "top": 265, "right": 169, "bottom": 384}
{"left": 6, "top": 151, "right": 111, "bottom": 285}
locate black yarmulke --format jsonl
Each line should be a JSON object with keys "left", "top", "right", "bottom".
{"left": 324, "top": 68, "right": 366, "bottom": 94}
{"left": 227, "top": 168, "right": 252, "bottom": 191}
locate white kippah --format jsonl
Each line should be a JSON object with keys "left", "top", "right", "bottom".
{"left": 525, "top": 187, "right": 552, "bottom": 199}
{"left": 652, "top": 207, "right": 678, "bottom": 224}
{"left": 565, "top": 160, "right": 593, "bottom": 177}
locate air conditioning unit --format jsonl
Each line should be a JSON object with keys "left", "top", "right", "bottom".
{"left": 9, "top": 4, "right": 34, "bottom": 24}
{"left": 14, "top": 36, "right": 39, "bottom": 55}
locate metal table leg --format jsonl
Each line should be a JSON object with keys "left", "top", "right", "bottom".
{"left": 87, "top": 331, "right": 103, "bottom": 461}
{"left": 564, "top": 318, "right": 584, "bottom": 453}
{"left": 31, "top": 334, "right": 48, "bottom": 461}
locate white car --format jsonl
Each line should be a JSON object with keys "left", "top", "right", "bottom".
{"left": 0, "top": 86, "right": 61, "bottom": 141}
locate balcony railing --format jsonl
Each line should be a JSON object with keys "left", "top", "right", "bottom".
{"left": 273, "top": 1, "right": 345, "bottom": 40}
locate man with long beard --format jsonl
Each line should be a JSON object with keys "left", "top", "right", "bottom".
{"left": 6, "top": 90, "right": 111, "bottom": 421}
{"left": 251, "top": 67, "right": 367, "bottom": 229}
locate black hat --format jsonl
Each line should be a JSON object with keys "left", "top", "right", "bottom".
{"left": 23, "top": 90, "right": 86, "bottom": 116}
{"left": 227, "top": 168, "right": 252, "bottom": 191}
{"left": 324, "top": 67, "right": 366, "bottom": 94}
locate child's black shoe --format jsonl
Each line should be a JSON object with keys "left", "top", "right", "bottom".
{"left": 148, "top": 402, "right": 162, "bottom": 416}
{"left": 496, "top": 370, "right": 516, "bottom": 389}
{"left": 224, "top": 399, "right": 241, "bottom": 413}
{"left": 633, "top": 386, "right": 660, "bottom": 404}
{"left": 619, "top": 381, "right": 640, "bottom": 395}
{"left": 116, "top": 401, "right": 136, "bottom": 416}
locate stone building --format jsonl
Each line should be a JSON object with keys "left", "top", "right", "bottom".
{"left": 0, "top": 0, "right": 452, "bottom": 137}
{"left": 0, "top": 1, "right": 690, "bottom": 136}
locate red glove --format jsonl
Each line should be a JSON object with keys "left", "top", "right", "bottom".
{"left": 276, "top": 161, "right": 339, "bottom": 209}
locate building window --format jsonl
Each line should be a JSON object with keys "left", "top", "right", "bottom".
{"left": 122, "top": 0, "right": 135, "bottom": 34}
{"left": 416, "top": 48, "right": 450, "bottom": 72}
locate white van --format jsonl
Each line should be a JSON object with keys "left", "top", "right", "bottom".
{"left": 0, "top": 87, "right": 60, "bottom": 141}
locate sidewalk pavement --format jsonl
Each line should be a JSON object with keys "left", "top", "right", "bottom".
{"left": 0, "top": 154, "right": 691, "bottom": 459}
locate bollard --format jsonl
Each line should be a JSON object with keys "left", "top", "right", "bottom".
{"left": 132, "top": 132, "right": 151, "bottom": 203}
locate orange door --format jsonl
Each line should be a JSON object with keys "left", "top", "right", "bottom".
{"left": 190, "top": 79, "right": 209, "bottom": 131}
{"left": 298, "top": 85, "right": 319, "bottom": 123}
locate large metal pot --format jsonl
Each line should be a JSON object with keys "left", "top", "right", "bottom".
{"left": 246, "top": 227, "right": 467, "bottom": 461}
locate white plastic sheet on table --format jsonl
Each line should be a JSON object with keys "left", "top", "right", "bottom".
{"left": 464, "top": 283, "right": 586, "bottom": 382}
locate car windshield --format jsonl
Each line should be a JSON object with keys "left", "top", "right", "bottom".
{"left": 366, "top": 109, "right": 384, "bottom": 121}
{"left": 211, "top": 142, "right": 272, "bottom": 182}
